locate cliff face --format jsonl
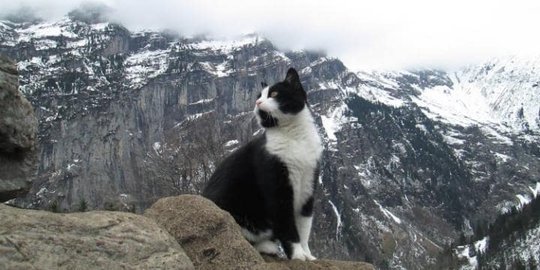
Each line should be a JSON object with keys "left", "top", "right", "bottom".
{"left": 1, "top": 13, "right": 539, "bottom": 269}
{"left": 0, "top": 55, "right": 37, "bottom": 201}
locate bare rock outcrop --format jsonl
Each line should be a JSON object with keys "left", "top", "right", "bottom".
{"left": 145, "top": 195, "right": 374, "bottom": 270}
{"left": 0, "top": 55, "right": 37, "bottom": 201}
{"left": 144, "top": 195, "right": 265, "bottom": 269}
{"left": 0, "top": 204, "right": 194, "bottom": 270}
{"left": 0, "top": 194, "right": 373, "bottom": 270}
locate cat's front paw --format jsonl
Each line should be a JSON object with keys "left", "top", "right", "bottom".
{"left": 255, "top": 240, "right": 280, "bottom": 255}
{"left": 301, "top": 244, "right": 317, "bottom": 260}
{"left": 290, "top": 243, "right": 309, "bottom": 261}
{"left": 305, "top": 253, "right": 317, "bottom": 261}
{"left": 291, "top": 252, "right": 308, "bottom": 261}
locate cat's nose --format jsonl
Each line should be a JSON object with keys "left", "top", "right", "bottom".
{"left": 256, "top": 100, "right": 262, "bottom": 106}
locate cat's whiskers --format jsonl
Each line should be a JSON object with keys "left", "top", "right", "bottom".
{"left": 265, "top": 110, "right": 278, "bottom": 127}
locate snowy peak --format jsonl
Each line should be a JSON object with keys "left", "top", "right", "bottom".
{"left": 454, "top": 56, "right": 540, "bottom": 132}
{"left": 355, "top": 58, "right": 540, "bottom": 135}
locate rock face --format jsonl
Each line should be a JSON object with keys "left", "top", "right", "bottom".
{"left": 0, "top": 55, "right": 37, "bottom": 201}
{"left": 0, "top": 203, "right": 194, "bottom": 269}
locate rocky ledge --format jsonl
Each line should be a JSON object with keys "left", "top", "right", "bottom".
{"left": 1, "top": 195, "right": 374, "bottom": 270}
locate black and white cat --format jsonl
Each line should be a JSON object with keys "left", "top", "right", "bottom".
{"left": 203, "top": 68, "right": 323, "bottom": 261}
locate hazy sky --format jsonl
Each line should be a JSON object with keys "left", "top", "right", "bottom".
{"left": 2, "top": 0, "right": 540, "bottom": 70}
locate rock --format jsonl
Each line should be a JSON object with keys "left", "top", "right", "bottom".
{"left": 144, "top": 195, "right": 375, "bottom": 270}
{"left": 0, "top": 55, "right": 37, "bottom": 202}
{"left": 257, "top": 255, "right": 376, "bottom": 270}
{"left": 0, "top": 204, "right": 194, "bottom": 269}
{"left": 144, "top": 195, "right": 265, "bottom": 270}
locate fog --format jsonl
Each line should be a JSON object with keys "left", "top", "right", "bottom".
{"left": 2, "top": 0, "right": 540, "bottom": 70}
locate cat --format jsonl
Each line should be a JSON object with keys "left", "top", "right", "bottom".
{"left": 203, "top": 68, "right": 323, "bottom": 261}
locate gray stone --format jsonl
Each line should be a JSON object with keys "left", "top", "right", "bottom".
{"left": 0, "top": 203, "right": 194, "bottom": 270}
{"left": 0, "top": 55, "right": 37, "bottom": 202}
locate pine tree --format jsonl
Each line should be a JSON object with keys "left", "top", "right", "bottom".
{"left": 78, "top": 198, "right": 88, "bottom": 212}
{"left": 528, "top": 256, "right": 538, "bottom": 270}
{"left": 49, "top": 200, "right": 60, "bottom": 213}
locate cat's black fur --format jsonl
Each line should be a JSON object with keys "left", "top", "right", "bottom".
{"left": 203, "top": 68, "right": 322, "bottom": 260}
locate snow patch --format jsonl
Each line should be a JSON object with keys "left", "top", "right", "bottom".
{"left": 91, "top": 23, "right": 110, "bottom": 31}
{"left": 153, "top": 142, "right": 162, "bottom": 155}
{"left": 456, "top": 245, "right": 478, "bottom": 270}
{"left": 355, "top": 71, "right": 405, "bottom": 107}
{"left": 474, "top": 237, "right": 489, "bottom": 254}
{"left": 415, "top": 124, "right": 429, "bottom": 134}
{"left": 125, "top": 49, "right": 170, "bottom": 88}
{"left": 481, "top": 126, "right": 513, "bottom": 145}
{"left": 320, "top": 104, "right": 358, "bottom": 149}
{"left": 34, "top": 39, "right": 58, "bottom": 50}
{"left": 190, "top": 98, "right": 214, "bottom": 105}
{"left": 529, "top": 182, "right": 540, "bottom": 198}
{"left": 443, "top": 134, "right": 466, "bottom": 145}
{"left": 516, "top": 194, "right": 532, "bottom": 208}
{"left": 493, "top": 152, "right": 512, "bottom": 163}
{"left": 320, "top": 115, "right": 339, "bottom": 141}
{"left": 374, "top": 200, "right": 402, "bottom": 224}
{"left": 36, "top": 187, "right": 48, "bottom": 197}
{"left": 328, "top": 200, "right": 343, "bottom": 239}
{"left": 17, "top": 18, "right": 78, "bottom": 42}
{"left": 189, "top": 35, "right": 260, "bottom": 53}
{"left": 214, "top": 61, "right": 232, "bottom": 77}
{"left": 66, "top": 163, "right": 77, "bottom": 171}
{"left": 224, "top": 140, "right": 239, "bottom": 147}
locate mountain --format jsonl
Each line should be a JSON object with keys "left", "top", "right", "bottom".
{"left": 450, "top": 187, "right": 540, "bottom": 269}
{"left": 1, "top": 10, "right": 539, "bottom": 269}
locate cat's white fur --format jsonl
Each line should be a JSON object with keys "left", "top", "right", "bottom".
{"left": 297, "top": 216, "right": 316, "bottom": 260}
{"left": 254, "top": 86, "right": 323, "bottom": 260}
{"left": 241, "top": 228, "right": 281, "bottom": 254}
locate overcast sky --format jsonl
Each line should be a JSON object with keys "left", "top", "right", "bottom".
{"left": 2, "top": 0, "right": 540, "bottom": 70}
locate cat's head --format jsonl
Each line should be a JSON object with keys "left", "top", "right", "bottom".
{"left": 254, "top": 68, "right": 307, "bottom": 128}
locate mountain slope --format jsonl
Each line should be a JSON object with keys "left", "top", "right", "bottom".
{"left": 449, "top": 184, "right": 540, "bottom": 269}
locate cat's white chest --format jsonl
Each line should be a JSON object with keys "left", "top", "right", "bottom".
{"left": 264, "top": 114, "right": 323, "bottom": 212}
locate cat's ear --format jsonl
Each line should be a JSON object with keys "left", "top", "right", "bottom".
{"left": 285, "top": 68, "right": 307, "bottom": 101}
{"left": 285, "top": 68, "right": 301, "bottom": 88}
{"left": 261, "top": 82, "right": 268, "bottom": 88}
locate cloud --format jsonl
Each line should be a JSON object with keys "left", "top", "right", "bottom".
{"left": 2, "top": 0, "right": 540, "bottom": 70}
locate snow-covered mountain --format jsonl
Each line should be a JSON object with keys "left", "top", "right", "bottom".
{"left": 358, "top": 60, "right": 540, "bottom": 134}
{"left": 1, "top": 9, "right": 539, "bottom": 269}
{"left": 454, "top": 183, "right": 540, "bottom": 269}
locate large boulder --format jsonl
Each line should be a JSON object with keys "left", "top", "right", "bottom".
{"left": 144, "top": 195, "right": 265, "bottom": 270}
{"left": 0, "top": 55, "right": 37, "bottom": 202}
{"left": 145, "top": 195, "right": 375, "bottom": 270}
{"left": 0, "top": 204, "right": 194, "bottom": 269}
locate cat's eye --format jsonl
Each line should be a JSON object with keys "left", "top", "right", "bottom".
{"left": 270, "top": 91, "right": 278, "bottom": 98}
{"left": 257, "top": 93, "right": 261, "bottom": 98}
